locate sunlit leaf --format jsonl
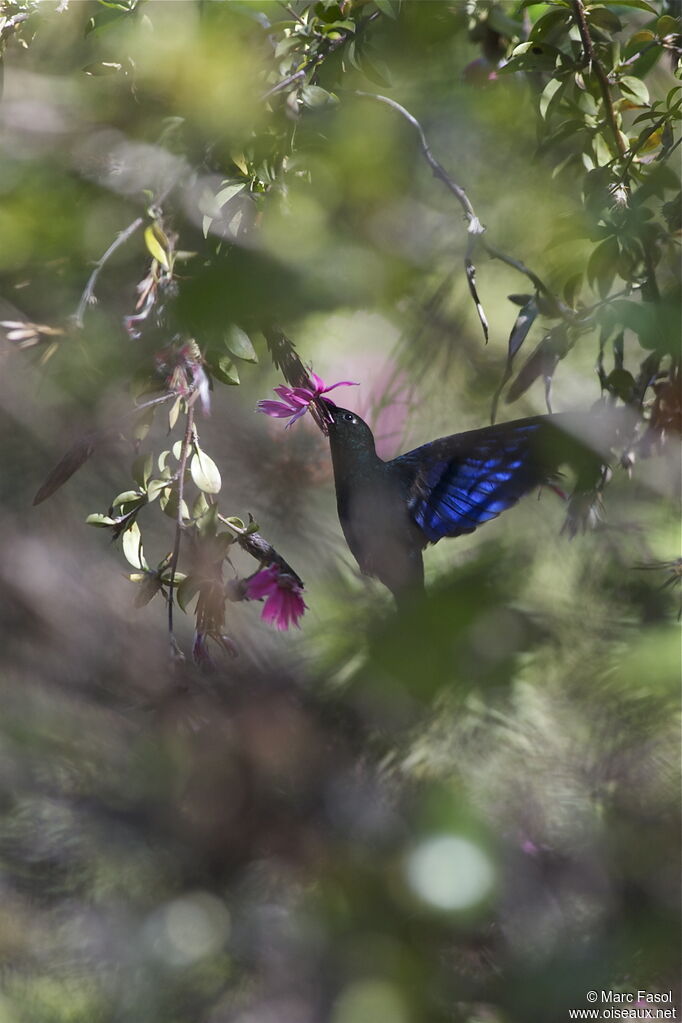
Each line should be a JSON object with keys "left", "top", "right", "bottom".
{"left": 619, "top": 75, "right": 650, "bottom": 106}
{"left": 85, "top": 513, "right": 117, "bottom": 527}
{"left": 191, "top": 447, "right": 222, "bottom": 494}
{"left": 144, "top": 224, "right": 170, "bottom": 270}
{"left": 122, "top": 522, "right": 147, "bottom": 570}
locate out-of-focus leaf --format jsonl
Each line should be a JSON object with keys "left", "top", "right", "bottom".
{"left": 133, "top": 574, "right": 162, "bottom": 608}
{"left": 300, "top": 85, "right": 338, "bottom": 108}
{"left": 507, "top": 297, "right": 538, "bottom": 360}
{"left": 587, "top": 7, "right": 622, "bottom": 34}
{"left": 529, "top": 6, "right": 570, "bottom": 40}
{"left": 33, "top": 433, "right": 98, "bottom": 505}
{"left": 112, "top": 489, "right": 145, "bottom": 509}
{"left": 619, "top": 75, "right": 650, "bottom": 106}
{"left": 373, "top": 0, "right": 397, "bottom": 18}
{"left": 506, "top": 333, "right": 563, "bottom": 404}
{"left": 132, "top": 407, "right": 155, "bottom": 443}
{"left": 539, "top": 77, "right": 564, "bottom": 120}
{"left": 212, "top": 356, "right": 240, "bottom": 385}
{"left": 122, "top": 522, "right": 148, "bottom": 570}
{"left": 191, "top": 447, "right": 222, "bottom": 494}
{"left": 606, "top": 368, "right": 636, "bottom": 402}
{"left": 225, "top": 325, "right": 257, "bottom": 363}
{"left": 177, "top": 575, "right": 201, "bottom": 613}
{"left": 593, "top": 132, "right": 614, "bottom": 167}
{"left": 498, "top": 41, "right": 563, "bottom": 74}
{"left": 168, "top": 396, "right": 181, "bottom": 430}
{"left": 86, "top": 513, "right": 117, "bottom": 527}
{"left": 587, "top": 235, "right": 619, "bottom": 297}
{"left": 132, "top": 453, "right": 153, "bottom": 488}
{"left": 597, "top": 0, "right": 657, "bottom": 11}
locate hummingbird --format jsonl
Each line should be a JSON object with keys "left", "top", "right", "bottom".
{"left": 325, "top": 403, "right": 611, "bottom": 604}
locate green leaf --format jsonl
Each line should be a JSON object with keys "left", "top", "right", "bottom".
{"left": 133, "top": 574, "right": 162, "bottom": 608}
{"left": 86, "top": 513, "right": 117, "bottom": 527}
{"left": 147, "top": 478, "right": 170, "bottom": 503}
{"left": 224, "top": 516, "right": 245, "bottom": 531}
{"left": 112, "top": 489, "right": 145, "bottom": 509}
{"left": 168, "top": 396, "right": 181, "bottom": 430}
{"left": 300, "top": 85, "right": 338, "bottom": 108}
{"left": 144, "top": 224, "right": 170, "bottom": 270}
{"left": 587, "top": 6, "right": 622, "bottom": 33}
{"left": 191, "top": 447, "right": 222, "bottom": 494}
{"left": 225, "top": 325, "right": 257, "bottom": 363}
{"left": 587, "top": 236, "right": 619, "bottom": 298}
{"left": 132, "top": 453, "right": 153, "bottom": 488}
{"left": 539, "top": 77, "right": 564, "bottom": 120}
{"left": 132, "top": 407, "right": 155, "bottom": 444}
{"left": 619, "top": 75, "right": 650, "bottom": 106}
{"left": 177, "top": 575, "right": 201, "bottom": 613}
{"left": 373, "top": 0, "right": 397, "bottom": 18}
{"left": 657, "top": 15, "right": 681, "bottom": 36}
{"left": 529, "top": 7, "right": 571, "bottom": 41}
{"left": 498, "top": 41, "right": 563, "bottom": 74}
{"left": 212, "top": 356, "right": 240, "bottom": 385}
{"left": 592, "top": 132, "right": 613, "bottom": 166}
{"left": 595, "top": 0, "right": 657, "bottom": 11}
{"left": 122, "top": 522, "right": 148, "bottom": 570}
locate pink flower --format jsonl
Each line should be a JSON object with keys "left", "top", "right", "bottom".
{"left": 257, "top": 372, "right": 358, "bottom": 428}
{"left": 244, "top": 565, "right": 307, "bottom": 630}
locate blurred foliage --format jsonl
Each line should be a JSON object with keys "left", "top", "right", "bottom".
{"left": 0, "top": 1, "right": 680, "bottom": 1021}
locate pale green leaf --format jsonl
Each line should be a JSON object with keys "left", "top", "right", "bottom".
{"left": 191, "top": 448, "right": 222, "bottom": 494}
{"left": 122, "top": 522, "right": 148, "bottom": 570}
{"left": 225, "top": 325, "right": 257, "bottom": 363}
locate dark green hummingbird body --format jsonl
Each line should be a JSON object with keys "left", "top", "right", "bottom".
{"left": 328, "top": 409, "right": 426, "bottom": 596}
{"left": 326, "top": 404, "right": 611, "bottom": 603}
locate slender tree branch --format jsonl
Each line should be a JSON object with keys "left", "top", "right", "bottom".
{"left": 74, "top": 217, "right": 144, "bottom": 328}
{"left": 261, "top": 68, "right": 306, "bottom": 101}
{"left": 167, "top": 404, "right": 194, "bottom": 645}
{"left": 571, "top": 0, "right": 627, "bottom": 161}
{"left": 351, "top": 90, "right": 563, "bottom": 330}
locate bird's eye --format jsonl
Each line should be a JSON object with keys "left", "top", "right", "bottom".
{"left": 343, "top": 413, "right": 355, "bottom": 422}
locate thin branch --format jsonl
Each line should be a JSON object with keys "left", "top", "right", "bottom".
{"left": 353, "top": 91, "right": 480, "bottom": 226}
{"left": 571, "top": 0, "right": 628, "bottom": 161}
{"left": 261, "top": 68, "right": 306, "bottom": 101}
{"left": 351, "top": 90, "right": 562, "bottom": 325}
{"left": 74, "top": 217, "right": 144, "bottom": 328}
{"left": 167, "top": 404, "right": 194, "bottom": 645}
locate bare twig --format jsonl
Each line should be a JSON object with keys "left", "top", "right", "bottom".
{"left": 167, "top": 405, "right": 194, "bottom": 644}
{"left": 261, "top": 68, "right": 306, "bottom": 101}
{"left": 571, "top": 0, "right": 628, "bottom": 161}
{"left": 74, "top": 217, "right": 144, "bottom": 328}
{"left": 351, "top": 90, "right": 561, "bottom": 330}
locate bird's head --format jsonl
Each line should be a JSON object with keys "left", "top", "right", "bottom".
{"left": 324, "top": 404, "right": 378, "bottom": 462}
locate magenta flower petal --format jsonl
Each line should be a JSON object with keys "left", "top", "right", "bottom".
{"left": 256, "top": 399, "right": 299, "bottom": 418}
{"left": 319, "top": 380, "right": 359, "bottom": 393}
{"left": 244, "top": 566, "right": 307, "bottom": 630}
{"left": 273, "top": 385, "right": 310, "bottom": 407}
{"left": 284, "top": 405, "right": 310, "bottom": 428}
{"left": 244, "top": 565, "right": 279, "bottom": 600}
{"left": 257, "top": 373, "right": 360, "bottom": 428}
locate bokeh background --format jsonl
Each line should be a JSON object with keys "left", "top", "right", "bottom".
{"left": 0, "top": 2, "right": 679, "bottom": 1021}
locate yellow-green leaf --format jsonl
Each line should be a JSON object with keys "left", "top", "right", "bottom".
{"left": 191, "top": 448, "right": 222, "bottom": 494}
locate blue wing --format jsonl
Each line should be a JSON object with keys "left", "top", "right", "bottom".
{"left": 392, "top": 420, "right": 550, "bottom": 543}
